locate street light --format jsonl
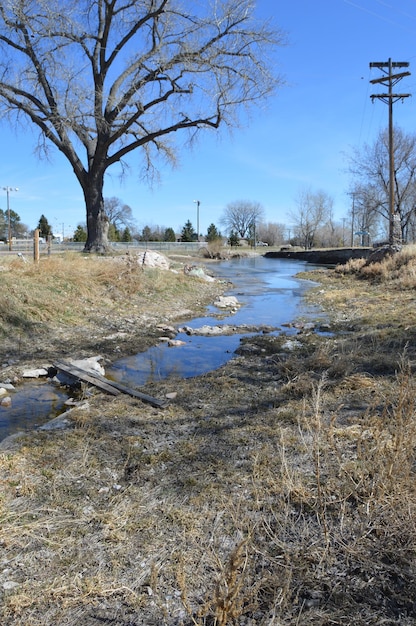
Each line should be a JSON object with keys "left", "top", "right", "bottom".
{"left": 54, "top": 218, "right": 67, "bottom": 242}
{"left": 193, "top": 199, "right": 200, "bottom": 242}
{"left": 3, "top": 187, "right": 19, "bottom": 251}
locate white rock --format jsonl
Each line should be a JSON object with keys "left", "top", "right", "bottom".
{"left": 214, "top": 295, "right": 240, "bottom": 309}
{"left": 3, "top": 581, "right": 19, "bottom": 590}
{"left": 69, "top": 357, "right": 105, "bottom": 376}
{"left": 82, "top": 505, "right": 96, "bottom": 517}
{"left": 186, "top": 267, "right": 215, "bottom": 281}
{"left": 22, "top": 368, "right": 48, "bottom": 378}
{"left": 136, "top": 250, "right": 170, "bottom": 269}
{"left": 281, "top": 339, "right": 302, "bottom": 351}
{"left": 198, "top": 325, "right": 229, "bottom": 335}
{"left": 167, "top": 339, "right": 187, "bottom": 347}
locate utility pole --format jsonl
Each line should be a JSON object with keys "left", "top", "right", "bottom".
{"left": 370, "top": 59, "right": 411, "bottom": 247}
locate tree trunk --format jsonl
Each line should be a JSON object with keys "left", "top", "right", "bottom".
{"left": 82, "top": 170, "right": 110, "bottom": 253}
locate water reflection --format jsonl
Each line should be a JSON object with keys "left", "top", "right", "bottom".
{"left": 108, "top": 334, "right": 240, "bottom": 386}
{"left": 0, "top": 380, "right": 68, "bottom": 442}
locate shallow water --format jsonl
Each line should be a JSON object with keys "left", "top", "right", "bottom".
{"left": 106, "top": 256, "right": 322, "bottom": 386}
{"left": 0, "top": 256, "right": 322, "bottom": 441}
{"left": 0, "top": 380, "right": 69, "bottom": 442}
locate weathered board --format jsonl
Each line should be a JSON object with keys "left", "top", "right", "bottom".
{"left": 53, "top": 360, "right": 168, "bottom": 409}
{"left": 53, "top": 361, "right": 120, "bottom": 396}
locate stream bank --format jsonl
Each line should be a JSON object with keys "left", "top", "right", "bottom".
{"left": 1, "top": 255, "right": 324, "bottom": 441}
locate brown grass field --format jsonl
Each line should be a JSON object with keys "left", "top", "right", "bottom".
{"left": 1, "top": 247, "right": 416, "bottom": 625}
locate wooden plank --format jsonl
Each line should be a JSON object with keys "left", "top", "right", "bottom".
{"left": 53, "top": 360, "right": 168, "bottom": 409}
{"left": 53, "top": 361, "right": 121, "bottom": 396}
{"left": 98, "top": 377, "right": 169, "bottom": 409}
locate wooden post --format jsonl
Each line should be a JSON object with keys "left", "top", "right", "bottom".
{"left": 34, "top": 229, "right": 40, "bottom": 263}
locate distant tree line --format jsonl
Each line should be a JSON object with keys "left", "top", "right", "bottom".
{"left": 15, "top": 173, "right": 416, "bottom": 251}
{"left": 0, "top": 198, "right": 290, "bottom": 249}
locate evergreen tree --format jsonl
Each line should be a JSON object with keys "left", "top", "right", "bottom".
{"left": 228, "top": 230, "right": 240, "bottom": 247}
{"left": 206, "top": 223, "right": 222, "bottom": 242}
{"left": 180, "top": 220, "right": 196, "bottom": 242}
{"left": 121, "top": 226, "right": 132, "bottom": 242}
{"left": 108, "top": 222, "right": 120, "bottom": 241}
{"left": 37, "top": 214, "right": 52, "bottom": 239}
{"left": 141, "top": 225, "right": 152, "bottom": 241}
{"left": 164, "top": 227, "right": 176, "bottom": 242}
{"left": 0, "top": 209, "right": 5, "bottom": 241}
{"left": 247, "top": 221, "right": 256, "bottom": 247}
{"left": 73, "top": 224, "right": 87, "bottom": 242}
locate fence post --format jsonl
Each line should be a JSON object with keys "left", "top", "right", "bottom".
{"left": 34, "top": 229, "right": 40, "bottom": 263}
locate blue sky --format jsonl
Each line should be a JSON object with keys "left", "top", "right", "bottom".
{"left": 1, "top": 0, "right": 416, "bottom": 237}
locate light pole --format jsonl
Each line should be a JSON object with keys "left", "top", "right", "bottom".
{"left": 54, "top": 218, "right": 66, "bottom": 242}
{"left": 3, "top": 187, "right": 19, "bottom": 251}
{"left": 193, "top": 199, "right": 200, "bottom": 242}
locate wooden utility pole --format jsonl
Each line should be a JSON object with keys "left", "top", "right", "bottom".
{"left": 370, "top": 59, "right": 411, "bottom": 247}
{"left": 34, "top": 228, "right": 40, "bottom": 263}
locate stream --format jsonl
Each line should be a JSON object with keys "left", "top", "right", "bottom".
{"left": 0, "top": 256, "right": 322, "bottom": 441}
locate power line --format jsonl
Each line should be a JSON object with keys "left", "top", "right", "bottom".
{"left": 342, "top": 0, "right": 416, "bottom": 32}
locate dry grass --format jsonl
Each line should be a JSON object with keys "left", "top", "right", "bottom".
{"left": 1, "top": 248, "right": 416, "bottom": 624}
{"left": 334, "top": 243, "right": 416, "bottom": 286}
{"left": 0, "top": 251, "right": 224, "bottom": 365}
{"left": 0, "top": 252, "right": 202, "bottom": 327}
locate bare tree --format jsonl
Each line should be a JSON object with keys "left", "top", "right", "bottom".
{"left": 220, "top": 200, "right": 265, "bottom": 239}
{"left": 348, "top": 127, "right": 416, "bottom": 242}
{"left": 0, "top": 1, "right": 285, "bottom": 252}
{"left": 290, "top": 188, "right": 333, "bottom": 249}
{"left": 348, "top": 184, "right": 383, "bottom": 245}
{"left": 104, "top": 197, "right": 135, "bottom": 231}
{"left": 256, "top": 221, "right": 285, "bottom": 246}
